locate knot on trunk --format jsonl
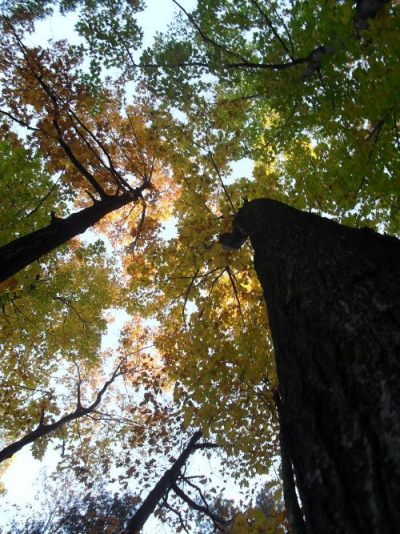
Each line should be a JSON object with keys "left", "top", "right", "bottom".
{"left": 219, "top": 226, "right": 247, "bottom": 250}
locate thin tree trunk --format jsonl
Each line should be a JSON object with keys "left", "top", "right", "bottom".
{"left": 125, "top": 431, "right": 202, "bottom": 533}
{"left": 223, "top": 198, "right": 400, "bottom": 534}
{"left": 0, "top": 191, "right": 140, "bottom": 282}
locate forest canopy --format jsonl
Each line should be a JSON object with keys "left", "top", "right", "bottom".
{"left": 0, "top": 0, "right": 399, "bottom": 532}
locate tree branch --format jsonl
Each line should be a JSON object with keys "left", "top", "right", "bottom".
{"left": 0, "top": 362, "right": 123, "bottom": 464}
{"left": 250, "top": 0, "right": 294, "bottom": 60}
{"left": 125, "top": 431, "right": 203, "bottom": 532}
{"left": 172, "top": 482, "right": 228, "bottom": 531}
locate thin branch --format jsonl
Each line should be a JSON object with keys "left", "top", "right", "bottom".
{"left": 115, "top": 28, "right": 137, "bottom": 69}
{"left": 53, "top": 296, "right": 88, "bottom": 332}
{"left": 52, "top": 118, "right": 108, "bottom": 199}
{"left": 205, "top": 143, "right": 235, "bottom": 212}
{"left": 365, "top": 118, "right": 384, "bottom": 143}
{"left": 25, "top": 178, "right": 60, "bottom": 219}
{"left": 74, "top": 362, "right": 83, "bottom": 410}
{"left": 264, "top": 0, "right": 295, "bottom": 54}
{"left": 39, "top": 408, "right": 45, "bottom": 428}
{"left": 162, "top": 498, "right": 190, "bottom": 534}
{"left": 208, "top": 268, "right": 226, "bottom": 297}
{"left": 0, "top": 108, "right": 40, "bottom": 131}
{"left": 68, "top": 108, "right": 134, "bottom": 193}
{"left": 123, "top": 105, "right": 154, "bottom": 182}
{"left": 179, "top": 476, "right": 211, "bottom": 509}
{"left": 216, "top": 90, "right": 271, "bottom": 105}
{"left": 128, "top": 199, "right": 147, "bottom": 253}
{"left": 250, "top": 0, "right": 294, "bottom": 59}
{"left": 273, "top": 100, "right": 300, "bottom": 145}
{"left": 194, "top": 442, "right": 221, "bottom": 451}
{"left": 171, "top": 0, "right": 309, "bottom": 72}
{"left": 172, "top": 482, "right": 227, "bottom": 530}
{"left": 0, "top": 362, "right": 123, "bottom": 464}
{"left": 5, "top": 19, "right": 109, "bottom": 199}
{"left": 172, "top": 0, "right": 253, "bottom": 64}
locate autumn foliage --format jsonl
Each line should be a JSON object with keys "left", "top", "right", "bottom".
{"left": 0, "top": 0, "right": 399, "bottom": 532}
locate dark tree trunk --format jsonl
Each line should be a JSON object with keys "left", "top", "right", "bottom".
{"left": 224, "top": 198, "right": 400, "bottom": 534}
{"left": 126, "top": 431, "right": 202, "bottom": 533}
{"left": 354, "top": 0, "right": 391, "bottom": 29}
{"left": 0, "top": 192, "right": 139, "bottom": 283}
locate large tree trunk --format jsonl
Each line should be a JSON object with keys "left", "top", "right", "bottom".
{"left": 0, "top": 192, "right": 139, "bottom": 283}
{"left": 223, "top": 198, "right": 400, "bottom": 534}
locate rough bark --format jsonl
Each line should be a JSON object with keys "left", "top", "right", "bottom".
{"left": 224, "top": 198, "right": 400, "bottom": 534}
{"left": 125, "top": 431, "right": 202, "bottom": 533}
{"left": 0, "top": 191, "right": 140, "bottom": 283}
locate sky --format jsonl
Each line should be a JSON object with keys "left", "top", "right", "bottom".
{"left": 0, "top": 1, "right": 255, "bottom": 532}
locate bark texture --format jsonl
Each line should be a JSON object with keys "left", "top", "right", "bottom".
{"left": 229, "top": 198, "right": 400, "bottom": 534}
{"left": 0, "top": 192, "right": 139, "bottom": 283}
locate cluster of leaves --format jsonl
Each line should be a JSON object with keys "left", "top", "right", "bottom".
{"left": 1, "top": 0, "right": 399, "bottom": 532}
{"left": 143, "top": 0, "right": 400, "bottom": 231}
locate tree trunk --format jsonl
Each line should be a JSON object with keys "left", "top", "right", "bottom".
{"left": 225, "top": 198, "right": 400, "bottom": 534}
{"left": 126, "top": 431, "right": 202, "bottom": 533}
{"left": 354, "top": 0, "right": 391, "bottom": 29}
{"left": 0, "top": 192, "right": 138, "bottom": 282}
